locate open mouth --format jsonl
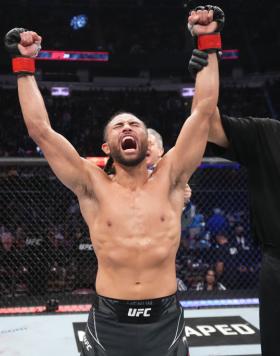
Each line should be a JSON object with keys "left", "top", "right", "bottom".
{"left": 121, "top": 136, "right": 137, "bottom": 151}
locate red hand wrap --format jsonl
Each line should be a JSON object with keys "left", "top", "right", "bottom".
{"left": 12, "top": 57, "right": 35, "bottom": 74}
{"left": 197, "top": 33, "right": 222, "bottom": 51}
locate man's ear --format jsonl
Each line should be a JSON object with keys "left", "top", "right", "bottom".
{"left": 102, "top": 142, "right": 110, "bottom": 155}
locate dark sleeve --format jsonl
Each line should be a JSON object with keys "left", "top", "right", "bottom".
{"left": 215, "top": 245, "right": 228, "bottom": 263}
{"left": 209, "top": 115, "right": 271, "bottom": 167}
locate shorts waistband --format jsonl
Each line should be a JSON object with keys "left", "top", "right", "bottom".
{"left": 93, "top": 293, "right": 179, "bottom": 324}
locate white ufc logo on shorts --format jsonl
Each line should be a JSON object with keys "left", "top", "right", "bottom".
{"left": 127, "top": 308, "right": 152, "bottom": 317}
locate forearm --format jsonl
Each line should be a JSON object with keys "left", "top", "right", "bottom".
{"left": 18, "top": 76, "right": 51, "bottom": 138}
{"left": 194, "top": 53, "right": 219, "bottom": 118}
{"left": 170, "top": 54, "right": 219, "bottom": 180}
{"left": 191, "top": 92, "right": 198, "bottom": 113}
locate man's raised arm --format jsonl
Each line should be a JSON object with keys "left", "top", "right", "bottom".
{"left": 5, "top": 29, "right": 93, "bottom": 194}
{"left": 169, "top": 7, "right": 222, "bottom": 183}
{"left": 187, "top": 6, "right": 229, "bottom": 149}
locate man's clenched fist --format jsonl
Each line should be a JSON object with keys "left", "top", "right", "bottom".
{"left": 187, "top": 5, "right": 225, "bottom": 37}
{"left": 5, "top": 28, "right": 42, "bottom": 58}
{"left": 4, "top": 28, "right": 42, "bottom": 75}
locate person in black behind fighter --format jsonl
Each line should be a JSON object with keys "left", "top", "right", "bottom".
{"left": 188, "top": 6, "right": 280, "bottom": 355}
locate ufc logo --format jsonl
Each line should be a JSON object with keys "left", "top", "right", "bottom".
{"left": 83, "top": 335, "right": 92, "bottom": 351}
{"left": 128, "top": 308, "right": 152, "bottom": 317}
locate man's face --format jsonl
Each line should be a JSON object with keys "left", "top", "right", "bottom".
{"left": 104, "top": 114, "right": 148, "bottom": 167}
{"left": 206, "top": 270, "right": 216, "bottom": 285}
{"left": 146, "top": 134, "right": 163, "bottom": 167}
{"left": 183, "top": 184, "right": 192, "bottom": 204}
{"left": 235, "top": 225, "right": 244, "bottom": 236}
{"left": 1, "top": 233, "right": 14, "bottom": 251}
{"left": 216, "top": 233, "right": 227, "bottom": 245}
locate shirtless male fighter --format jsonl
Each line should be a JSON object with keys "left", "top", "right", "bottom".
{"left": 4, "top": 7, "right": 222, "bottom": 355}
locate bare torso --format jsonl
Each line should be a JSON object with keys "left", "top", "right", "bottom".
{"left": 78, "top": 160, "right": 185, "bottom": 300}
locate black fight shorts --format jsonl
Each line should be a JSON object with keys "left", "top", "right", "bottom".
{"left": 80, "top": 293, "right": 189, "bottom": 356}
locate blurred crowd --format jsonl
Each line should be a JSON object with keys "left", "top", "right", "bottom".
{"left": 177, "top": 204, "right": 260, "bottom": 291}
{"left": 0, "top": 222, "right": 97, "bottom": 297}
{"left": 0, "top": 81, "right": 276, "bottom": 158}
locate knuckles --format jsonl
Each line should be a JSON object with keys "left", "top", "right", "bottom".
{"left": 188, "top": 4, "right": 225, "bottom": 32}
{"left": 20, "top": 31, "right": 42, "bottom": 46}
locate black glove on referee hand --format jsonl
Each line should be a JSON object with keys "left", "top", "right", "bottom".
{"left": 188, "top": 49, "right": 208, "bottom": 78}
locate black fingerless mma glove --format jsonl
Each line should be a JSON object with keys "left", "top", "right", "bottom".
{"left": 4, "top": 28, "right": 36, "bottom": 75}
{"left": 188, "top": 5, "right": 225, "bottom": 54}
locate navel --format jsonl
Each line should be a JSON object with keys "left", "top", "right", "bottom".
{"left": 135, "top": 282, "right": 141, "bottom": 285}
{"left": 160, "top": 216, "right": 165, "bottom": 222}
{"left": 107, "top": 221, "right": 112, "bottom": 227}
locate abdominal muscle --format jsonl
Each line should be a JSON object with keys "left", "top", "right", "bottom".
{"left": 92, "top": 231, "right": 180, "bottom": 300}
{"left": 79, "top": 173, "right": 184, "bottom": 300}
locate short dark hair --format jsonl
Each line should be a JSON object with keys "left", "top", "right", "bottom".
{"left": 103, "top": 111, "right": 147, "bottom": 142}
{"left": 205, "top": 268, "right": 216, "bottom": 277}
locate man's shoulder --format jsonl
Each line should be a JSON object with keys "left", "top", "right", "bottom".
{"left": 157, "top": 149, "right": 191, "bottom": 187}
{"left": 77, "top": 160, "right": 109, "bottom": 199}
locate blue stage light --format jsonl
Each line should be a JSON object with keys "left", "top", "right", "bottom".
{"left": 70, "top": 15, "right": 88, "bottom": 30}
{"left": 180, "top": 298, "right": 259, "bottom": 308}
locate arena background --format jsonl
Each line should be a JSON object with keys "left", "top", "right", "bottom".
{"left": 0, "top": 0, "right": 278, "bottom": 355}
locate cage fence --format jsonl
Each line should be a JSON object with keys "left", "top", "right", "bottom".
{"left": 0, "top": 158, "right": 260, "bottom": 311}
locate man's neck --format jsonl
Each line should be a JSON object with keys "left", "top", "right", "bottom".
{"left": 113, "top": 161, "right": 149, "bottom": 189}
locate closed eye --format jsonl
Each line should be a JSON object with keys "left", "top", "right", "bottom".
{"left": 113, "top": 123, "right": 123, "bottom": 129}
{"left": 130, "top": 121, "right": 140, "bottom": 127}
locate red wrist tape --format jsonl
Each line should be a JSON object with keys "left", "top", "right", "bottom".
{"left": 12, "top": 57, "right": 35, "bottom": 75}
{"left": 197, "top": 33, "right": 222, "bottom": 51}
